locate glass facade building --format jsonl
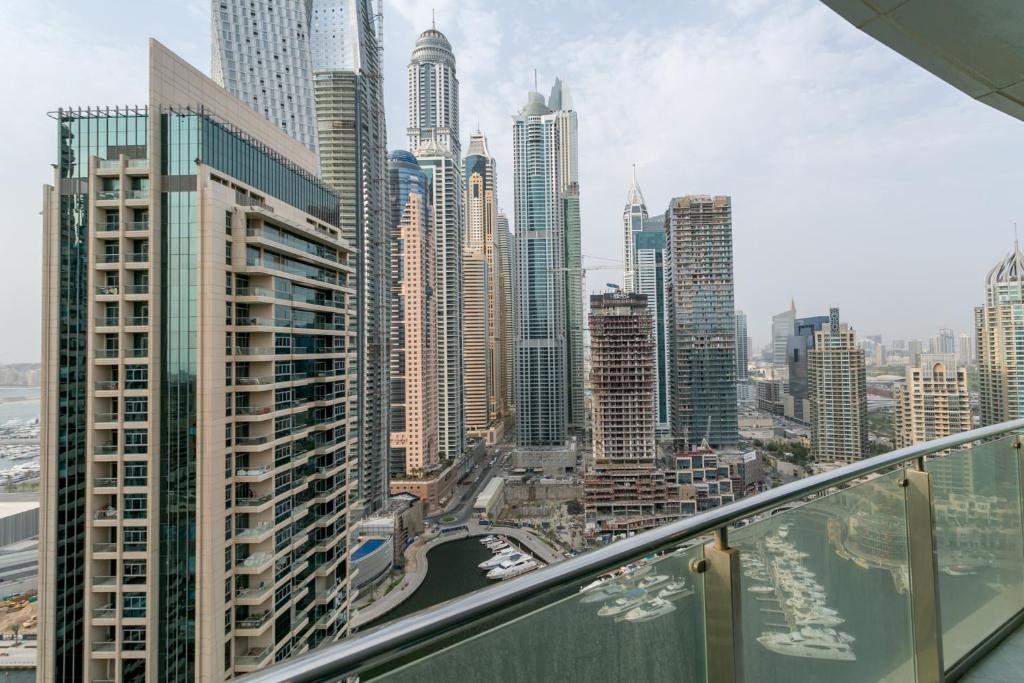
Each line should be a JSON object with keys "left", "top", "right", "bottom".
{"left": 665, "top": 195, "right": 738, "bottom": 448}
{"left": 40, "top": 43, "right": 356, "bottom": 681}
{"left": 634, "top": 229, "right": 671, "bottom": 432}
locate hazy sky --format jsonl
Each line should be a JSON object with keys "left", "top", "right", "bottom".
{"left": 2, "top": 0, "right": 1022, "bottom": 363}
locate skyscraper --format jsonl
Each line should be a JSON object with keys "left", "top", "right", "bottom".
{"left": 665, "top": 195, "right": 738, "bottom": 448}
{"left": 771, "top": 300, "right": 796, "bottom": 377}
{"left": 894, "top": 355, "right": 971, "bottom": 448}
{"left": 213, "top": 0, "right": 318, "bottom": 151}
{"left": 497, "top": 211, "right": 514, "bottom": 412}
{"left": 808, "top": 308, "right": 868, "bottom": 463}
{"left": 957, "top": 332, "right": 974, "bottom": 366}
{"left": 407, "top": 24, "right": 460, "bottom": 159}
{"left": 634, "top": 229, "right": 671, "bottom": 432}
{"left": 785, "top": 314, "right": 830, "bottom": 422}
{"left": 40, "top": 41, "right": 355, "bottom": 680}
{"left": 735, "top": 310, "right": 749, "bottom": 382}
{"left": 463, "top": 248, "right": 490, "bottom": 433}
{"left": 464, "top": 130, "right": 509, "bottom": 437}
{"left": 622, "top": 166, "right": 648, "bottom": 294}
{"left": 388, "top": 151, "right": 438, "bottom": 477}
{"left": 584, "top": 293, "right": 661, "bottom": 532}
{"left": 415, "top": 143, "right": 464, "bottom": 459}
{"left": 512, "top": 87, "right": 567, "bottom": 446}
{"left": 550, "top": 79, "right": 585, "bottom": 433}
{"left": 976, "top": 244, "right": 1024, "bottom": 425}
{"left": 311, "top": 0, "right": 390, "bottom": 512}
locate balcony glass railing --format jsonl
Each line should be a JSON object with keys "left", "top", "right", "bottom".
{"left": 125, "top": 221, "right": 149, "bottom": 231}
{"left": 127, "top": 158, "right": 148, "bottom": 169}
{"left": 242, "top": 420, "right": 1024, "bottom": 683}
{"left": 126, "top": 284, "right": 149, "bottom": 295}
{"left": 95, "top": 190, "right": 120, "bottom": 200}
{"left": 125, "top": 189, "right": 149, "bottom": 200}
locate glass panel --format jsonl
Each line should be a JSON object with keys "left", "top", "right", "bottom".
{"left": 730, "top": 469, "right": 914, "bottom": 682}
{"left": 367, "top": 543, "right": 707, "bottom": 682}
{"left": 929, "top": 435, "right": 1024, "bottom": 666}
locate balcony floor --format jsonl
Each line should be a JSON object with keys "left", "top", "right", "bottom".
{"left": 961, "top": 622, "right": 1024, "bottom": 682}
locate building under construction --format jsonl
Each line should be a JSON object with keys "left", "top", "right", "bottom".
{"left": 584, "top": 293, "right": 662, "bottom": 532}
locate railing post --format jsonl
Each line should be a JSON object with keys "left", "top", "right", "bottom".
{"left": 699, "top": 527, "right": 742, "bottom": 683}
{"left": 904, "top": 463, "right": 945, "bottom": 683}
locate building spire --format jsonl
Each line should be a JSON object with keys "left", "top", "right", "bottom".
{"left": 533, "top": 68, "right": 538, "bottom": 92}
{"left": 431, "top": 8, "right": 435, "bottom": 29}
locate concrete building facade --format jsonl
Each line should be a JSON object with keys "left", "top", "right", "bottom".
{"left": 976, "top": 245, "right": 1024, "bottom": 425}
{"left": 894, "top": 356, "right": 971, "bottom": 449}
{"left": 40, "top": 41, "right": 356, "bottom": 681}
{"left": 808, "top": 308, "right": 868, "bottom": 463}
{"left": 387, "top": 151, "right": 438, "bottom": 478}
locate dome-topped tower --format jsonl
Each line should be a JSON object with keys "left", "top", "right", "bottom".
{"left": 986, "top": 242, "right": 1024, "bottom": 286}
{"left": 408, "top": 23, "right": 460, "bottom": 159}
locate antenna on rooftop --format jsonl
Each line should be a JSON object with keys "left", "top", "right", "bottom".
{"left": 432, "top": 8, "right": 435, "bottom": 29}
{"left": 533, "top": 68, "right": 538, "bottom": 92}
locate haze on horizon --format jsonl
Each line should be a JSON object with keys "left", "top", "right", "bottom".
{"left": 1, "top": 0, "right": 1021, "bottom": 363}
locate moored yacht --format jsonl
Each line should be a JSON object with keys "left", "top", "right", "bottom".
{"left": 478, "top": 550, "right": 521, "bottom": 570}
{"left": 757, "top": 631, "right": 856, "bottom": 661}
{"left": 596, "top": 589, "right": 647, "bottom": 617}
{"left": 623, "top": 598, "right": 676, "bottom": 623}
{"left": 486, "top": 556, "right": 540, "bottom": 580}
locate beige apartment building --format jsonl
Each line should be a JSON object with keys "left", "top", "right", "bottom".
{"left": 39, "top": 41, "right": 357, "bottom": 681}
{"left": 387, "top": 151, "right": 439, "bottom": 478}
{"left": 808, "top": 308, "right": 868, "bottom": 464}
{"left": 894, "top": 354, "right": 972, "bottom": 449}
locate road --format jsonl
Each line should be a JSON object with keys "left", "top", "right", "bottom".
{"left": 426, "top": 439, "right": 512, "bottom": 525}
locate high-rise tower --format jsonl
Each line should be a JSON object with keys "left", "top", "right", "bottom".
{"left": 549, "top": 79, "right": 585, "bottom": 433}
{"left": 464, "top": 131, "right": 509, "bottom": 438}
{"left": 213, "top": 0, "right": 319, "bottom": 151}
{"left": 771, "top": 300, "right": 797, "bottom": 378}
{"left": 415, "top": 143, "right": 464, "bottom": 460}
{"left": 808, "top": 308, "right": 868, "bottom": 463}
{"left": 310, "top": 0, "right": 390, "bottom": 512}
{"left": 408, "top": 25, "right": 460, "bottom": 158}
{"left": 497, "top": 211, "right": 514, "bottom": 412}
{"left": 634, "top": 229, "right": 671, "bottom": 432}
{"left": 387, "top": 151, "right": 438, "bottom": 477}
{"left": 665, "top": 195, "right": 738, "bottom": 448}
{"left": 409, "top": 25, "right": 464, "bottom": 460}
{"left": 976, "top": 244, "right": 1024, "bottom": 425}
{"left": 895, "top": 355, "right": 971, "bottom": 448}
{"left": 512, "top": 88, "right": 565, "bottom": 446}
{"left": 622, "top": 166, "right": 648, "bottom": 294}
{"left": 40, "top": 41, "right": 356, "bottom": 681}
{"left": 735, "top": 310, "right": 749, "bottom": 382}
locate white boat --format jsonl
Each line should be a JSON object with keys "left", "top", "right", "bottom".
{"left": 637, "top": 574, "right": 670, "bottom": 591}
{"left": 657, "top": 581, "right": 694, "bottom": 601}
{"left": 486, "top": 557, "right": 539, "bottom": 580}
{"left": 596, "top": 589, "right": 648, "bottom": 617}
{"left": 478, "top": 550, "right": 521, "bottom": 570}
{"left": 800, "top": 627, "right": 855, "bottom": 644}
{"left": 579, "top": 582, "right": 627, "bottom": 604}
{"left": 485, "top": 541, "right": 509, "bottom": 551}
{"left": 793, "top": 612, "right": 845, "bottom": 627}
{"left": 478, "top": 535, "right": 496, "bottom": 544}
{"left": 624, "top": 598, "right": 677, "bottom": 623}
{"left": 757, "top": 631, "right": 856, "bottom": 661}
{"left": 748, "top": 585, "right": 774, "bottom": 594}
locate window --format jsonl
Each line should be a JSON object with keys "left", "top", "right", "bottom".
{"left": 124, "top": 528, "right": 147, "bottom": 552}
{"left": 124, "top": 493, "right": 147, "bottom": 519}
{"left": 124, "top": 396, "right": 148, "bottom": 422}
{"left": 123, "top": 559, "right": 147, "bottom": 585}
{"left": 125, "top": 365, "right": 148, "bottom": 390}
{"left": 124, "top": 429, "right": 148, "bottom": 454}
{"left": 123, "top": 592, "right": 146, "bottom": 619}
{"left": 123, "top": 626, "right": 146, "bottom": 651}
{"left": 124, "top": 463, "right": 147, "bottom": 488}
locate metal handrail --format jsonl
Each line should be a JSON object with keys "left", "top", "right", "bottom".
{"left": 242, "top": 418, "right": 1024, "bottom": 682}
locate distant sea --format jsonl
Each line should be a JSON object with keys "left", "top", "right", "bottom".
{"left": 0, "top": 387, "right": 41, "bottom": 424}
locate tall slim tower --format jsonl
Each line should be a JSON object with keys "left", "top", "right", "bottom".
{"left": 735, "top": 310, "right": 748, "bottom": 382}
{"left": 549, "top": 79, "right": 585, "bottom": 433}
{"left": 512, "top": 88, "right": 566, "bottom": 446}
{"left": 464, "top": 131, "right": 508, "bottom": 434}
{"left": 497, "top": 211, "right": 514, "bottom": 412}
{"left": 388, "top": 151, "right": 438, "bottom": 477}
{"left": 634, "top": 229, "right": 671, "bottom": 432}
{"left": 407, "top": 25, "right": 460, "bottom": 158}
{"left": 665, "top": 195, "right": 738, "bottom": 448}
{"left": 415, "top": 143, "right": 464, "bottom": 459}
{"left": 40, "top": 41, "right": 355, "bottom": 681}
{"left": 409, "top": 25, "right": 464, "bottom": 460}
{"left": 622, "top": 166, "right": 648, "bottom": 294}
{"left": 976, "top": 244, "right": 1024, "bottom": 425}
{"left": 808, "top": 308, "right": 868, "bottom": 463}
{"left": 311, "top": 0, "right": 390, "bottom": 512}
{"left": 772, "top": 300, "right": 796, "bottom": 378}
{"left": 213, "top": 0, "right": 319, "bottom": 151}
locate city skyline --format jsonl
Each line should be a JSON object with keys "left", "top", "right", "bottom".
{"left": 4, "top": 1, "right": 1024, "bottom": 362}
